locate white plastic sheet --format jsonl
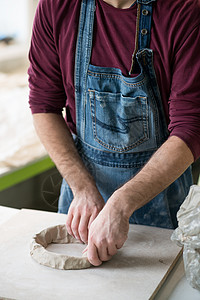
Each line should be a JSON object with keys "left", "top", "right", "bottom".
{"left": 171, "top": 185, "right": 200, "bottom": 290}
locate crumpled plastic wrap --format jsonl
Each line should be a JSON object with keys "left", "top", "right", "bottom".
{"left": 171, "top": 185, "right": 200, "bottom": 290}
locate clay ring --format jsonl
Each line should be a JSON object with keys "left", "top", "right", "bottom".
{"left": 30, "top": 224, "right": 91, "bottom": 270}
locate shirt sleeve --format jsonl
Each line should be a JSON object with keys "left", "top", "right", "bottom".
{"left": 168, "top": 24, "right": 200, "bottom": 161}
{"left": 28, "top": 0, "right": 66, "bottom": 115}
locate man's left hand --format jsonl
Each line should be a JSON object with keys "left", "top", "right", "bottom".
{"left": 87, "top": 192, "right": 130, "bottom": 266}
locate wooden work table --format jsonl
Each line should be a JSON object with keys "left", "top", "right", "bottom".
{"left": 0, "top": 206, "right": 199, "bottom": 300}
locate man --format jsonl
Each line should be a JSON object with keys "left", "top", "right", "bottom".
{"left": 28, "top": 0, "right": 200, "bottom": 266}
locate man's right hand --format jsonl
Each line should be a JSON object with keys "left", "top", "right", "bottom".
{"left": 66, "top": 185, "right": 105, "bottom": 244}
{"left": 32, "top": 113, "right": 105, "bottom": 243}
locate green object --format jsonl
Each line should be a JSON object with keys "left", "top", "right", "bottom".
{"left": 0, "top": 156, "right": 55, "bottom": 192}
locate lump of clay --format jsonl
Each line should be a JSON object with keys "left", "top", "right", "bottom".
{"left": 30, "top": 224, "right": 91, "bottom": 270}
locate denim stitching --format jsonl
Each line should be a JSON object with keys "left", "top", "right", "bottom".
{"left": 87, "top": 70, "right": 146, "bottom": 87}
{"left": 80, "top": 151, "right": 147, "bottom": 168}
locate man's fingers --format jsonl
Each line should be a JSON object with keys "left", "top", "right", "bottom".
{"left": 107, "top": 243, "right": 118, "bottom": 256}
{"left": 97, "top": 242, "right": 112, "bottom": 262}
{"left": 87, "top": 242, "right": 102, "bottom": 266}
{"left": 66, "top": 213, "right": 74, "bottom": 237}
{"left": 71, "top": 214, "right": 81, "bottom": 240}
{"left": 78, "top": 214, "right": 89, "bottom": 244}
{"left": 88, "top": 213, "right": 98, "bottom": 229}
{"left": 116, "top": 240, "right": 125, "bottom": 250}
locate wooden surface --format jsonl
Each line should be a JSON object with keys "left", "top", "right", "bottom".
{"left": 0, "top": 209, "right": 182, "bottom": 300}
{"left": 153, "top": 252, "right": 184, "bottom": 299}
{"left": 154, "top": 254, "right": 200, "bottom": 300}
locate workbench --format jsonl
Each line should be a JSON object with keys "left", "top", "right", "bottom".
{"left": 0, "top": 206, "right": 199, "bottom": 300}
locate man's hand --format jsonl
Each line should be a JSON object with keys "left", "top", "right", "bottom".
{"left": 66, "top": 186, "right": 105, "bottom": 244}
{"left": 87, "top": 192, "right": 130, "bottom": 266}
{"left": 32, "top": 113, "right": 105, "bottom": 243}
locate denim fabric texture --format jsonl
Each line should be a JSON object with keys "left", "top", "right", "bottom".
{"left": 58, "top": 0, "right": 192, "bottom": 229}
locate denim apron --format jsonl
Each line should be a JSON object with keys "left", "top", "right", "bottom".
{"left": 58, "top": 0, "right": 192, "bottom": 229}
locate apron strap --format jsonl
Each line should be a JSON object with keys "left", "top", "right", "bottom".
{"left": 129, "top": 0, "right": 155, "bottom": 74}
{"left": 74, "top": 0, "right": 96, "bottom": 137}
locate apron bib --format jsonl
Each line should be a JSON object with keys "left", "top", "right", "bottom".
{"left": 58, "top": 0, "right": 192, "bottom": 229}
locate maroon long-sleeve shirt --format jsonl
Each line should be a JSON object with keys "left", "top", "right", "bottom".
{"left": 28, "top": 0, "right": 200, "bottom": 160}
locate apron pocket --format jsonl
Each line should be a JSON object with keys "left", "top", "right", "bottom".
{"left": 88, "top": 89, "right": 149, "bottom": 152}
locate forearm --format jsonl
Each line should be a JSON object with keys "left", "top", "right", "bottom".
{"left": 112, "top": 136, "right": 194, "bottom": 217}
{"left": 33, "top": 113, "right": 96, "bottom": 194}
